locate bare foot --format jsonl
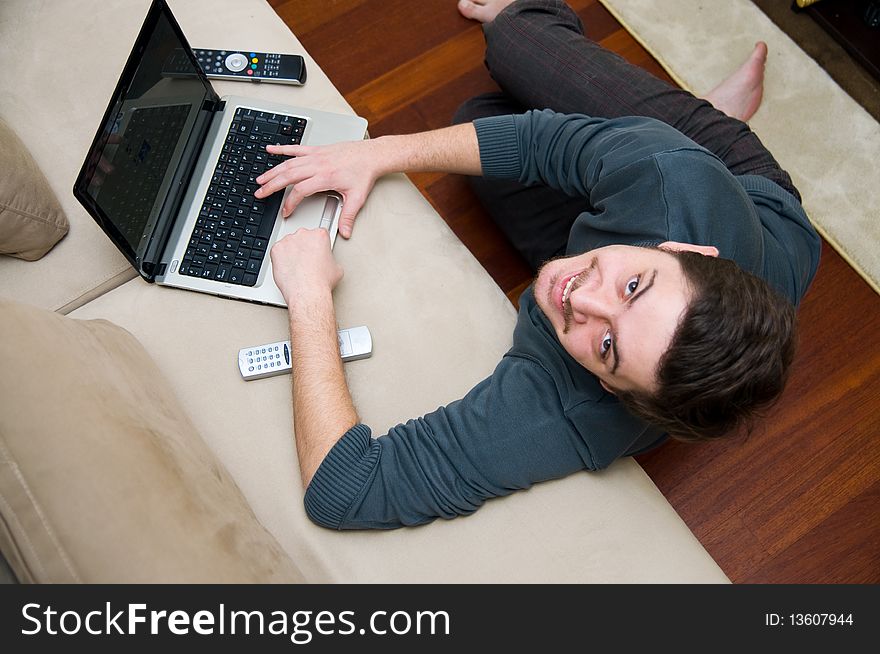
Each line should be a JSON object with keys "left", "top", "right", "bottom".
{"left": 704, "top": 42, "right": 768, "bottom": 122}
{"left": 457, "top": 0, "right": 516, "bottom": 23}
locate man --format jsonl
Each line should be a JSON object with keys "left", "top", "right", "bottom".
{"left": 258, "top": 0, "right": 820, "bottom": 529}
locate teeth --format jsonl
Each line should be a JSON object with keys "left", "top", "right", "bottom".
{"left": 562, "top": 275, "right": 576, "bottom": 306}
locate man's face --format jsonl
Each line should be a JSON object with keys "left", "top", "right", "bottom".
{"left": 533, "top": 244, "right": 694, "bottom": 395}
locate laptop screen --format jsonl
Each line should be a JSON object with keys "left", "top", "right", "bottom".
{"left": 74, "top": 0, "right": 219, "bottom": 276}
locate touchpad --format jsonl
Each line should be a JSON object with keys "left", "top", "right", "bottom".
{"left": 276, "top": 193, "right": 339, "bottom": 237}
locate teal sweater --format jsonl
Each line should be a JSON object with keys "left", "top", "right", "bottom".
{"left": 304, "top": 110, "right": 820, "bottom": 530}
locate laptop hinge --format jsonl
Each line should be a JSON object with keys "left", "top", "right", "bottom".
{"left": 204, "top": 98, "right": 225, "bottom": 113}
{"left": 142, "top": 98, "right": 220, "bottom": 280}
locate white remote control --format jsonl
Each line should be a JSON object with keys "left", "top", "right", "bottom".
{"left": 238, "top": 326, "right": 372, "bottom": 381}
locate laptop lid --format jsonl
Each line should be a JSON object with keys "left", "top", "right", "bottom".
{"left": 73, "top": 0, "right": 221, "bottom": 281}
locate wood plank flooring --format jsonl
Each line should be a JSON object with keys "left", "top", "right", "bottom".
{"left": 272, "top": 0, "right": 880, "bottom": 583}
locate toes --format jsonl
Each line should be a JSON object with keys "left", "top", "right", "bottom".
{"left": 457, "top": 0, "right": 491, "bottom": 23}
{"left": 752, "top": 41, "right": 768, "bottom": 65}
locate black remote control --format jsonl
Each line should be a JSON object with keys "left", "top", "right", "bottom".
{"left": 163, "top": 48, "right": 307, "bottom": 85}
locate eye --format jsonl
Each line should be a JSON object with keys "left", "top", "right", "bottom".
{"left": 600, "top": 330, "right": 613, "bottom": 359}
{"left": 625, "top": 275, "right": 640, "bottom": 297}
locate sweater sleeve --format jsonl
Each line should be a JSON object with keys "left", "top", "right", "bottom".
{"left": 474, "top": 109, "right": 705, "bottom": 198}
{"left": 303, "top": 356, "right": 589, "bottom": 530}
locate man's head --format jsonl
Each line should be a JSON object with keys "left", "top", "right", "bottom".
{"left": 533, "top": 243, "right": 797, "bottom": 440}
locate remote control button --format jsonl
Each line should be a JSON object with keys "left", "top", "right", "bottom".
{"left": 247, "top": 69, "right": 253, "bottom": 76}
{"left": 225, "top": 52, "right": 249, "bottom": 72}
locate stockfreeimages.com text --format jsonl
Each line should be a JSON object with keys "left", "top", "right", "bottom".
{"left": 21, "top": 602, "right": 450, "bottom": 644}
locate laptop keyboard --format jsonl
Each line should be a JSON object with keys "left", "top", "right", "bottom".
{"left": 177, "top": 107, "right": 307, "bottom": 286}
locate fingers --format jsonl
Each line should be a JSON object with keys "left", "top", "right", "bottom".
{"left": 270, "top": 226, "right": 343, "bottom": 300}
{"left": 255, "top": 159, "right": 305, "bottom": 198}
{"left": 281, "top": 178, "right": 323, "bottom": 217}
{"left": 254, "top": 145, "right": 312, "bottom": 197}
{"left": 254, "top": 143, "right": 370, "bottom": 236}
{"left": 336, "top": 192, "right": 366, "bottom": 239}
{"left": 266, "top": 143, "right": 309, "bottom": 157}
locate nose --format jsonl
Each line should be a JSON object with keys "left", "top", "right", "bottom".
{"left": 568, "top": 283, "right": 618, "bottom": 324}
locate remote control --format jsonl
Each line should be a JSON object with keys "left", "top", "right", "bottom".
{"left": 194, "top": 49, "right": 306, "bottom": 85}
{"left": 163, "top": 48, "right": 306, "bottom": 85}
{"left": 238, "top": 326, "right": 372, "bottom": 381}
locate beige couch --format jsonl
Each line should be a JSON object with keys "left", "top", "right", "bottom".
{"left": 0, "top": 0, "right": 729, "bottom": 583}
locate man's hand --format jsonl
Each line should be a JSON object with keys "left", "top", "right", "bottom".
{"left": 256, "top": 140, "right": 381, "bottom": 239}
{"left": 255, "top": 123, "right": 482, "bottom": 240}
{"left": 270, "top": 227, "right": 343, "bottom": 306}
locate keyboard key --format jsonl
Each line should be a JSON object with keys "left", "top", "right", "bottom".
{"left": 215, "top": 264, "right": 232, "bottom": 282}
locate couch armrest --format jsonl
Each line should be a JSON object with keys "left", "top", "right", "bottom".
{"left": 0, "top": 297, "right": 304, "bottom": 583}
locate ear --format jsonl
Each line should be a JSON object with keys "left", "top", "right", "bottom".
{"left": 599, "top": 379, "right": 617, "bottom": 395}
{"left": 658, "top": 241, "right": 719, "bottom": 258}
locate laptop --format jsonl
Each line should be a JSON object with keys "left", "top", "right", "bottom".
{"left": 73, "top": 0, "right": 367, "bottom": 307}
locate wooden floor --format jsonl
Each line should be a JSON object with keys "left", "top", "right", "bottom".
{"left": 273, "top": 0, "right": 880, "bottom": 583}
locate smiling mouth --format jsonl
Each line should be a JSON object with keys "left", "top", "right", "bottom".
{"left": 560, "top": 272, "right": 581, "bottom": 333}
{"left": 557, "top": 258, "right": 598, "bottom": 332}
{"left": 558, "top": 259, "right": 596, "bottom": 311}
{"left": 562, "top": 274, "right": 577, "bottom": 308}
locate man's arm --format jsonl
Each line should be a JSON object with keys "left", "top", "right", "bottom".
{"left": 255, "top": 123, "right": 481, "bottom": 238}
{"left": 474, "top": 110, "right": 707, "bottom": 199}
{"left": 304, "top": 356, "right": 592, "bottom": 530}
{"left": 270, "top": 228, "right": 357, "bottom": 487}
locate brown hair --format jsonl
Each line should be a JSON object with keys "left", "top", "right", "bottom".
{"left": 616, "top": 250, "right": 798, "bottom": 441}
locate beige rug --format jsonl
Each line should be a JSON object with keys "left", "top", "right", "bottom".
{"left": 599, "top": 0, "right": 880, "bottom": 295}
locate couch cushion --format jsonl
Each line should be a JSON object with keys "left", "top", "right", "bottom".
{"left": 0, "top": 118, "right": 68, "bottom": 261}
{"left": 0, "top": 297, "right": 304, "bottom": 583}
{"left": 70, "top": 175, "right": 729, "bottom": 583}
{"left": 0, "top": 0, "right": 358, "bottom": 312}
{"left": 0, "top": 2, "right": 139, "bottom": 312}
